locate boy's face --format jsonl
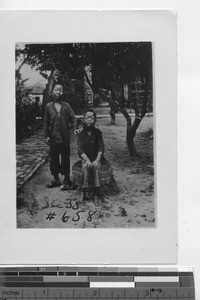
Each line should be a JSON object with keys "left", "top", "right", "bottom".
{"left": 84, "top": 111, "right": 95, "bottom": 126}
{"left": 52, "top": 84, "right": 64, "bottom": 100}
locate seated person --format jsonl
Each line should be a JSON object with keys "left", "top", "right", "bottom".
{"left": 72, "top": 109, "right": 112, "bottom": 206}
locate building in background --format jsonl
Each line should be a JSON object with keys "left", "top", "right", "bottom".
{"left": 28, "top": 80, "right": 46, "bottom": 106}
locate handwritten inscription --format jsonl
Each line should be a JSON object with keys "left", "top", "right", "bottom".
{"left": 46, "top": 212, "right": 56, "bottom": 221}
{"left": 62, "top": 211, "right": 69, "bottom": 223}
{"left": 43, "top": 199, "right": 97, "bottom": 224}
{"left": 46, "top": 209, "right": 97, "bottom": 223}
{"left": 87, "top": 210, "right": 97, "bottom": 222}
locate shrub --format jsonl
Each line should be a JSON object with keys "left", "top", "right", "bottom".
{"left": 16, "top": 74, "right": 43, "bottom": 142}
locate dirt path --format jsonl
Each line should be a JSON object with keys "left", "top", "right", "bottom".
{"left": 17, "top": 116, "right": 154, "bottom": 228}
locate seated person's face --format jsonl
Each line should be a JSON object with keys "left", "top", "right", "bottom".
{"left": 84, "top": 112, "right": 95, "bottom": 126}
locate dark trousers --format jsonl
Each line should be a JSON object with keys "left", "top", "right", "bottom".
{"left": 50, "top": 143, "right": 70, "bottom": 179}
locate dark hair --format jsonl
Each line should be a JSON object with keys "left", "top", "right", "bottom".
{"left": 84, "top": 109, "right": 97, "bottom": 121}
{"left": 52, "top": 82, "right": 64, "bottom": 90}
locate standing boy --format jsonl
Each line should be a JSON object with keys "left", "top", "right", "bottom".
{"left": 44, "top": 82, "right": 77, "bottom": 190}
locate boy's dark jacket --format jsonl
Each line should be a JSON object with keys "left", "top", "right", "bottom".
{"left": 44, "top": 101, "right": 76, "bottom": 146}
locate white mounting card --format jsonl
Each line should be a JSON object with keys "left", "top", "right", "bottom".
{"left": 0, "top": 10, "right": 177, "bottom": 264}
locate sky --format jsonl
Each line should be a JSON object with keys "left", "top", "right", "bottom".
{"left": 19, "top": 64, "right": 47, "bottom": 86}
{"left": 16, "top": 42, "right": 48, "bottom": 87}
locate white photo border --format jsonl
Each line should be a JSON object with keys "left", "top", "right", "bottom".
{"left": 0, "top": 10, "right": 177, "bottom": 264}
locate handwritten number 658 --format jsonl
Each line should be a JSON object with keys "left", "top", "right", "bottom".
{"left": 62, "top": 211, "right": 69, "bottom": 223}
{"left": 72, "top": 210, "right": 85, "bottom": 222}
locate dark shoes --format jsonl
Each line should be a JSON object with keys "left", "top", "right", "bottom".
{"left": 60, "top": 178, "right": 72, "bottom": 191}
{"left": 46, "top": 179, "right": 61, "bottom": 188}
{"left": 46, "top": 177, "right": 73, "bottom": 190}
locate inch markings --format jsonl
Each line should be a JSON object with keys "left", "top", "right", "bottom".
{"left": 0, "top": 267, "right": 195, "bottom": 300}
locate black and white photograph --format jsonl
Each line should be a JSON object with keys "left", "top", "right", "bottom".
{"left": 16, "top": 42, "right": 154, "bottom": 228}
{"left": 0, "top": 10, "right": 177, "bottom": 264}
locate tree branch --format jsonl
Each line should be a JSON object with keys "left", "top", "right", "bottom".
{"left": 115, "top": 100, "right": 132, "bottom": 127}
{"left": 16, "top": 56, "right": 28, "bottom": 73}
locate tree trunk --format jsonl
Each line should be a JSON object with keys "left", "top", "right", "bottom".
{"left": 116, "top": 100, "right": 147, "bottom": 157}
{"left": 126, "top": 118, "right": 143, "bottom": 157}
{"left": 83, "top": 65, "right": 93, "bottom": 109}
{"left": 42, "top": 69, "right": 56, "bottom": 112}
{"left": 110, "top": 106, "right": 116, "bottom": 125}
{"left": 124, "top": 79, "right": 148, "bottom": 156}
{"left": 127, "top": 91, "right": 148, "bottom": 157}
{"left": 126, "top": 125, "right": 137, "bottom": 157}
{"left": 109, "top": 88, "right": 117, "bottom": 125}
{"left": 116, "top": 106, "right": 137, "bottom": 157}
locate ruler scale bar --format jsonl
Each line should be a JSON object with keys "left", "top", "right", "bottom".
{"left": 78, "top": 273, "right": 98, "bottom": 276}
{"left": 0, "top": 267, "right": 193, "bottom": 271}
{"left": 1, "top": 273, "right": 19, "bottom": 276}
{"left": 0, "top": 267, "right": 195, "bottom": 300}
{"left": 90, "top": 282, "right": 135, "bottom": 288}
{"left": 59, "top": 272, "right": 77, "bottom": 276}
{"left": 19, "top": 273, "right": 58, "bottom": 276}
{"left": 135, "top": 282, "right": 181, "bottom": 287}
{"left": 1, "top": 277, "right": 44, "bottom": 282}
{"left": 3, "top": 298, "right": 194, "bottom": 300}
{"left": 0, "top": 288, "right": 196, "bottom": 298}
{"left": 89, "top": 277, "right": 134, "bottom": 282}
{"left": 0, "top": 282, "right": 90, "bottom": 288}
{"left": 135, "top": 277, "right": 180, "bottom": 282}
{"left": 43, "top": 277, "right": 88, "bottom": 282}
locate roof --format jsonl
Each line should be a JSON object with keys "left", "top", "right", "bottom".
{"left": 30, "top": 86, "right": 44, "bottom": 94}
{"left": 27, "top": 80, "right": 46, "bottom": 95}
